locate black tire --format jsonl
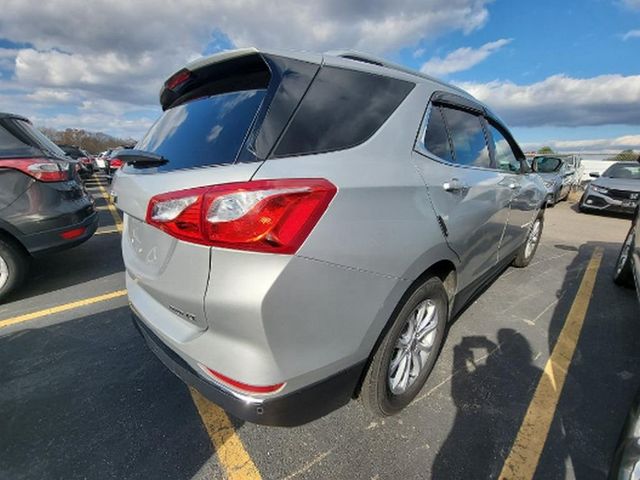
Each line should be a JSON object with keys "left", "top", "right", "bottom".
{"left": 0, "top": 236, "right": 29, "bottom": 302}
{"left": 513, "top": 215, "right": 544, "bottom": 268}
{"left": 361, "top": 276, "right": 448, "bottom": 417}
{"left": 613, "top": 226, "right": 634, "bottom": 288}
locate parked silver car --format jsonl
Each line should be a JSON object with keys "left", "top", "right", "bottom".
{"left": 580, "top": 162, "right": 640, "bottom": 215}
{"left": 532, "top": 155, "right": 572, "bottom": 206}
{"left": 112, "top": 48, "right": 547, "bottom": 426}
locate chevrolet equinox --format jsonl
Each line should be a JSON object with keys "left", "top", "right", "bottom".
{"left": 113, "top": 48, "right": 547, "bottom": 426}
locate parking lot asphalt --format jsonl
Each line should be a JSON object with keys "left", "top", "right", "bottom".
{"left": 1, "top": 178, "right": 639, "bottom": 480}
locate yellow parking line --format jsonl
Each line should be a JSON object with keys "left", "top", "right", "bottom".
{"left": 0, "top": 290, "right": 128, "bottom": 329}
{"left": 190, "top": 387, "right": 262, "bottom": 480}
{"left": 499, "top": 247, "right": 603, "bottom": 479}
{"left": 94, "top": 178, "right": 123, "bottom": 233}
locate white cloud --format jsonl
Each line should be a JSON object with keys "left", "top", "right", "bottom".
{"left": 621, "top": 0, "right": 640, "bottom": 10}
{"left": 420, "top": 38, "right": 511, "bottom": 76}
{"left": 460, "top": 74, "right": 640, "bottom": 127}
{"left": 622, "top": 29, "right": 640, "bottom": 40}
{"left": 0, "top": 0, "right": 493, "bottom": 138}
{"left": 521, "top": 135, "right": 640, "bottom": 153}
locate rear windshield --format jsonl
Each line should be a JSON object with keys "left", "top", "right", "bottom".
{"left": 135, "top": 89, "right": 266, "bottom": 172}
{"left": 273, "top": 66, "right": 414, "bottom": 157}
{"left": 0, "top": 119, "right": 67, "bottom": 159}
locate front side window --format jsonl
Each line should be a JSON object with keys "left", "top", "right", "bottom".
{"left": 488, "top": 125, "right": 520, "bottom": 173}
{"left": 440, "top": 107, "right": 490, "bottom": 168}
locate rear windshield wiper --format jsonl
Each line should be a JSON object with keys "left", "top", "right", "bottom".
{"left": 117, "top": 149, "right": 169, "bottom": 168}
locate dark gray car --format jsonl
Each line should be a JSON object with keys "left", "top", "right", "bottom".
{"left": 0, "top": 113, "right": 98, "bottom": 301}
{"left": 580, "top": 162, "right": 640, "bottom": 214}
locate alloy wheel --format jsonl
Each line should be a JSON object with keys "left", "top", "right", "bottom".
{"left": 388, "top": 299, "right": 439, "bottom": 395}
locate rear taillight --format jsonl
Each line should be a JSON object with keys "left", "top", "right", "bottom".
{"left": 79, "top": 157, "right": 92, "bottom": 164}
{"left": 0, "top": 158, "right": 67, "bottom": 182}
{"left": 146, "top": 179, "right": 337, "bottom": 254}
{"left": 198, "top": 364, "right": 285, "bottom": 395}
{"left": 110, "top": 158, "right": 123, "bottom": 168}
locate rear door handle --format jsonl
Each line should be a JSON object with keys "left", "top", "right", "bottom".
{"left": 443, "top": 178, "right": 469, "bottom": 193}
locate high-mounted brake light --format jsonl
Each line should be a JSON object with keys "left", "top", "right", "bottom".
{"left": 146, "top": 179, "right": 337, "bottom": 254}
{"left": 0, "top": 158, "right": 67, "bottom": 182}
{"left": 165, "top": 69, "right": 192, "bottom": 90}
{"left": 199, "top": 364, "right": 285, "bottom": 394}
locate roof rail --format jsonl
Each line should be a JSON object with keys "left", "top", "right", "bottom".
{"left": 325, "top": 49, "right": 472, "bottom": 97}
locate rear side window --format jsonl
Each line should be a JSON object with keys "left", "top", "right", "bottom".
{"left": 423, "top": 106, "right": 454, "bottom": 163}
{"left": 136, "top": 89, "right": 266, "bottom": 171}
{"left": 440, "top": 107, "right": 490, "bottom": 168}
{"left": 273, "top": 67, "right": 414, "bottom": 157}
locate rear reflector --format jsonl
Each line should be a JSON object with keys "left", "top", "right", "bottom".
{"left": 60, "top": 227, "right": 86, "bottom": 240}
{"left": 199, "top": 364, "right": 285, "bottom": 394}
{"left": 0, "top": 158, "right": 67, "bottom": 182}
{"left": 146, "top": 178, "right": 337, "bottom": 254}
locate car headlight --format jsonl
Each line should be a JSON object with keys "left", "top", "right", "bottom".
{"left": 591, "top": 185, "right": 609, "bottom": 194}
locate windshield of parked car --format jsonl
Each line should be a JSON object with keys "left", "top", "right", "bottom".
{"left": 535, "top": 156, "right": 562, "bottom": 173}
{"left": 602, "top": 163, "right": 640, "bottom": 179}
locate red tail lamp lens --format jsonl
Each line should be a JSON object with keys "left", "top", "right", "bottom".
{"left": 0, "top": 158, "right": 67, "bottom": 182}
{"left": 146, "top": 179, "right": 337, "bottom": 254}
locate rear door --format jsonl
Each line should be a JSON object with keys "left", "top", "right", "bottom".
{"left": 412, "top": 98, "right": 511, "bottom": 289}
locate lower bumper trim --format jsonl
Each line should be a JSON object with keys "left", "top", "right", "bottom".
{"left": 132, "top": 311, "right": 366, "bottom": 427}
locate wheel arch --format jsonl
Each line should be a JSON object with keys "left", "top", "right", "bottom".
{"left": 353, "top": 257, "right": 457, "bottom": 398}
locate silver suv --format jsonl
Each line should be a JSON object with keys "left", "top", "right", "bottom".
{"left": 113, "top": 48, "right": 547, "bottom": 426}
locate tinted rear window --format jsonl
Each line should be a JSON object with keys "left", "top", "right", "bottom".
{"left": 273, "top": 67, "right": 414, "bottom": 157}
{"left": 135, "top": 89, "right": 266, "bottom": 172}
{"left": 0, "top": 119, "right": 66, "bottom": 159}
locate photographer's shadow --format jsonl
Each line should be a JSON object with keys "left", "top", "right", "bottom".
{"left": 432, "top": 329, "right": 565, "bottom": 479}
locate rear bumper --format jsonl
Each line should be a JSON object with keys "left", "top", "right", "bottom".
{"left": 132, "top": 310, "right": 365, "bottom": 427}
{"left": 22, "top": 211, "right": 99, "bottom": 256}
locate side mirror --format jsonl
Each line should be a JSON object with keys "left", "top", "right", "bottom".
{"left": 530, "top": 158, "right": 538, "bottom": 173}
{"left": 589, "top": 172, "right": 600, "bottom": 178}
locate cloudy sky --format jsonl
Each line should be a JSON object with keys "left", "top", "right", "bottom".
{"left": 0, "top": 0, "right": 638, "bottom": 152}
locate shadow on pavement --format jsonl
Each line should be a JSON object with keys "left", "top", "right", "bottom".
{"left": 5, "top": 233, "right": 124, "bottom": 303}
{"left": 434, "top": 241, "right": 640, "bottom": 479}
{"left": 0, "top": 306, "right": 236, "bottom": 480}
